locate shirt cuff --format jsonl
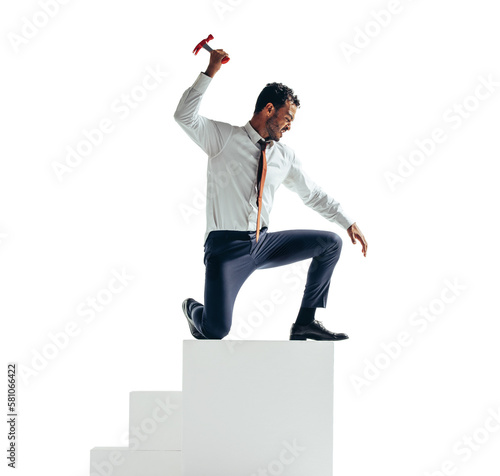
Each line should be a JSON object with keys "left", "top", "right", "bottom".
{"left": 336, "top": 214, "right": 356, "bottom": 230}
{"left": 192, "top": 71, "right": 212, "bottom": 94}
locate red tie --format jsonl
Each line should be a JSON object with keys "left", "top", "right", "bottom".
{"left": 256, "top": 139, "right": 269, "bottom": 243}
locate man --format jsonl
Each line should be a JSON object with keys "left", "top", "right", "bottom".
{"left": 174, "top": 48, "right": 367, "bottom": 341}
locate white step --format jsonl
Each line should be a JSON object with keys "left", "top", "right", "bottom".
{"left": 128, "top": 391, "right": 182, "bottom": 450}
{"left": 90, "top": 447, "right": 181, "bottom": 476}
{"left": 182, "top": 340, "right": 335, "bottom": 476}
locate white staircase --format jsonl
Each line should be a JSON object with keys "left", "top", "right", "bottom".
{"left": 128, "top": 391, "right": 182, "bottom": 451}
{"left": 90, "top": 447, "right": 181, "bottom": 476}
{"left": 90, "top": 340, "right": 335, "bottom": 476}
{"left": 90, "top": 391, "right": 182, "bottom": 476}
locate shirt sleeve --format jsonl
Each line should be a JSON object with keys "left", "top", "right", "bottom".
{"left": 282, "top": 151, "right": 355, "bottom": 230}
{"left": 173, "top": 72, "right": 233, "bottom": 158}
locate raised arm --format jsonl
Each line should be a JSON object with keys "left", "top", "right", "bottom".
{"left": 173, "top": 49, "right": 233, "bottom": 157}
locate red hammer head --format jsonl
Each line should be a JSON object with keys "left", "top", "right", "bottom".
{"left": 192, "top": 34, "right": 214, "bottom": 55}
{"left": 192, "top": 34, "right": 230, "bottom": 64}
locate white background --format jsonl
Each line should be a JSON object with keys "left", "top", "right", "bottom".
{"left": 1, "top": 0, "right": 499, "bottom": 475}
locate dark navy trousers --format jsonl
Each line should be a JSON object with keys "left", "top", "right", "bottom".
{"left": 191, "top": 227, "right": 343, "bottom": 339}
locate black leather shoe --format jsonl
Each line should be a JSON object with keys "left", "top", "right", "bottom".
{"left": 290, "top": 320, "right": 349, "bottom": 341}
{"left": 182, "top": 298, "right": 207, "bottom": 339}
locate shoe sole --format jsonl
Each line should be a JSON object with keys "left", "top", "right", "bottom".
{"left": 289, "top": 334, "right": 349, "bottom": 341}
{"left": 182, "top": 300, "right": 206, "bottom": 339}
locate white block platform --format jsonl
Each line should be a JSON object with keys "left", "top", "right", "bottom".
{"left": 90, "top": 341, "right": 335, "bottom": 476}
{"left": 91, "top": 391, "right": 182, "bottom": 476}
{"left": 182, "top": 340, "right": 335, "bottom": 476}
{"left": 129, "top": 391, "right": 182, "bottom": 450}
{"left": 90, "top": 447, "right": 181, "bottom": 476}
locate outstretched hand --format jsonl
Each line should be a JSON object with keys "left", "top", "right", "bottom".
{"left": 347, "top": 222, "right": 368, "bottom": 257}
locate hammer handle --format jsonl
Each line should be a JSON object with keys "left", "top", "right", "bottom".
{"left": 202, "top": 43, "right": 230, "bottom": 63}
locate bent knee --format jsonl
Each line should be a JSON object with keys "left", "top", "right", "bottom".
{"left": 324, "top": 231, "right": 342, "bottom": 250}
{"left": 202, "top": 323, "right": 231, "bottom": 340}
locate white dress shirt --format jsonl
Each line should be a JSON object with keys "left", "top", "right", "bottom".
{"left": 174, "top": 72, "right": 355, "bottom": 244}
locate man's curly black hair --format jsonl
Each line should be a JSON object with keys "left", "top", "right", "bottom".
{"left": 253, "top": 82, "right": 300, "bottom": 115}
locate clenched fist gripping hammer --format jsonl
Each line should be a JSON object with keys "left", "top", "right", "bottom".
{"left": 192, "top": 34, "right": 230, "bottom": 63}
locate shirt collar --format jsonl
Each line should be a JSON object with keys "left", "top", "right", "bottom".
{"left": 244, "top": 121, "right": 274, "bottom": 147}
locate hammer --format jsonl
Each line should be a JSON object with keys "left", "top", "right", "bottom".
{"left": 192, "top": 34, "right": 230, "bottom": 64}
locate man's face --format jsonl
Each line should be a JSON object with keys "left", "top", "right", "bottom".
{"left": 265, "top": 100, "right": 297, "bottom": 142}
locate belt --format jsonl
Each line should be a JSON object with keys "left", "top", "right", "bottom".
{"left": 206, "top": 227, "right": 268, "bottom": 242}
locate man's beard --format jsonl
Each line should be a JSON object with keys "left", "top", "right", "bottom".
{"left": 265, "top": 116, "right": 281, "bottom": 141}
